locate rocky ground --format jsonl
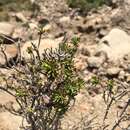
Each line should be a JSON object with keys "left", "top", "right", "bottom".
{"left": 0, "top": 0, "right": 130, "bottom": 130}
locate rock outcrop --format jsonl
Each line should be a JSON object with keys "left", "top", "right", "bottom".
{"left": 96, "top": 28, "right": 130, "bottom": 61}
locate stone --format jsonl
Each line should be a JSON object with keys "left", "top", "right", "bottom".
{"left": 29, "top": 22, "right": 38, "bottom": 30}
{"left": 96, "top": 28, "right": 130, "bottom": 61}
{"left": 126, "top": 75, "right": 130, "bottom": 82}
{"left": 107, "top": 67, "right": 120, "bottom": 76}
{"left": 0, "top": 22, "right": 15, "bottom": 36}
{"left": 118, "top": 70, "right": 125, "bottom": 80}
{"left": 59, "top": 16, "right": 70, "bottom": 24}
{"left": 0, "top": 91, "right": 15, "bottom": 107}
{"left": 59, "top": 16, "right": 71, "bottom": 28}
{"left": 0, "top": 112, "right": 23, "bottom": 130}
{"left": 97, "top": 28, "right": 109, "bottom": 38}
{"left": 127, "top": 126, "right": 130, "bottom": 130}
{"left": 0, "top": 44, "right": 18, "bottom": 66}
{"left": 21, "top": 37, "right": 63, "bottom": 60}
{"left": 15, "top": 13, "right": 28, "bottom": 23}
{"left": 87, "top": 56, "right": 104, "bottom": 68}
{"left": 0, "top": 90, "right": 26, "bottom": 130}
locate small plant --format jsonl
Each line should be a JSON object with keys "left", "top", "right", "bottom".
{"left": 67, "top": 0, "right": 112, "bottom": 12}
{"left": 91, "top": 76, "right": 100, "bottom": 86}
{"left": 0, "top": 35, "right": 84, "bottom": 130}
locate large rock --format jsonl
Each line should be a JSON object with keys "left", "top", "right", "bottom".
{"left": 0, "top": 91, "right": 22, "bottom": 130}
{"left": 21, "top": 37, "right": 63, "bottom": 60}
{"left": 96, "top": 28, "right": 130, "bottom": 61}
{"left": 0, "top": 112, "right": 23, "bottom": 130}
{"left": 0, "top": 44, "right": 18, "bottom": 66}
{"left": 0, "top": 22, "right": 15, "bottom": 36}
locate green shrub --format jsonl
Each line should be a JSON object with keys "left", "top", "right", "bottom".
{"left": 0, "top": 34, "right": 84, "bottom": 130}
{"left": 67, "top": 0, "right": 111, "bottom": 12}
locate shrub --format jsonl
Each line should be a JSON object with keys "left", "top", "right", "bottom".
{"left": 0, "top": 34, "right": 84, "bottom": 130}
{"left": 67, "top": 0, "right": 112, "bottom": 12}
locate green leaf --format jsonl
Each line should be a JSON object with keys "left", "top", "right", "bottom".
{"left": 16, "top": 90, "right": 27, "bottom": 97}
{"left": 91, "top": 76, "right": 100, "bottom": 86}
{"left": 27, "top": 47, "right": 33, "bottom": 54}
{"left": 71, "top": 37, "right": 80, "bottom": 46}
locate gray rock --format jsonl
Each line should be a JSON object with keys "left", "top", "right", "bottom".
{"left": 107, "top": 67, "right": 120, "bottom": 76}
{"left": 87, "top": 56, "right": 104, "bottom": 68}
{"left": 96, "top": 28, "right": 130, "bottom": 62}
{"left": 127, "top": 126, "right": 130, "bottom": 130}
{"left": 59, "top": 16, "right": 71, "bottom": 28}
{"left": 59, "top": 16, "right": 70, "bottom": 24}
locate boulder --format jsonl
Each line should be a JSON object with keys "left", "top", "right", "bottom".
{"left": 21, "top": 37, "right": 63, "bottom": 60}
{"left": 0, "top": 112, "right": 23, "bottom": 130}
{"left": 0, "top": 22, "right": 15, "bottom": 36}
{"left": 96, "top": 28, "right": 130, "bottom": 61}
{"left": 0, "top": 91, "right": 23, "bottom": 130}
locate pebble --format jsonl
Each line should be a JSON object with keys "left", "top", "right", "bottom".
{"left": 118, "top": 70, "right": 125, "bottom": 80}
{"left": 126, "top": 75, "right": 130, "bottom": 82}
{"left": 87, "top": 56, "right": 104, "bottom": 68}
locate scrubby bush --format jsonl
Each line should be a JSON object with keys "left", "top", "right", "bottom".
{"left": 0, "top": 35, "right": 84, "bottom": 130}
{"left": 67, "top": 0, "right": 112, "bottom": 12}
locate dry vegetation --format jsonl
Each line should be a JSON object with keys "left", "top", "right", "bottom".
{"left": 0, "top": 0, "right": 129, "bottom": 130}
